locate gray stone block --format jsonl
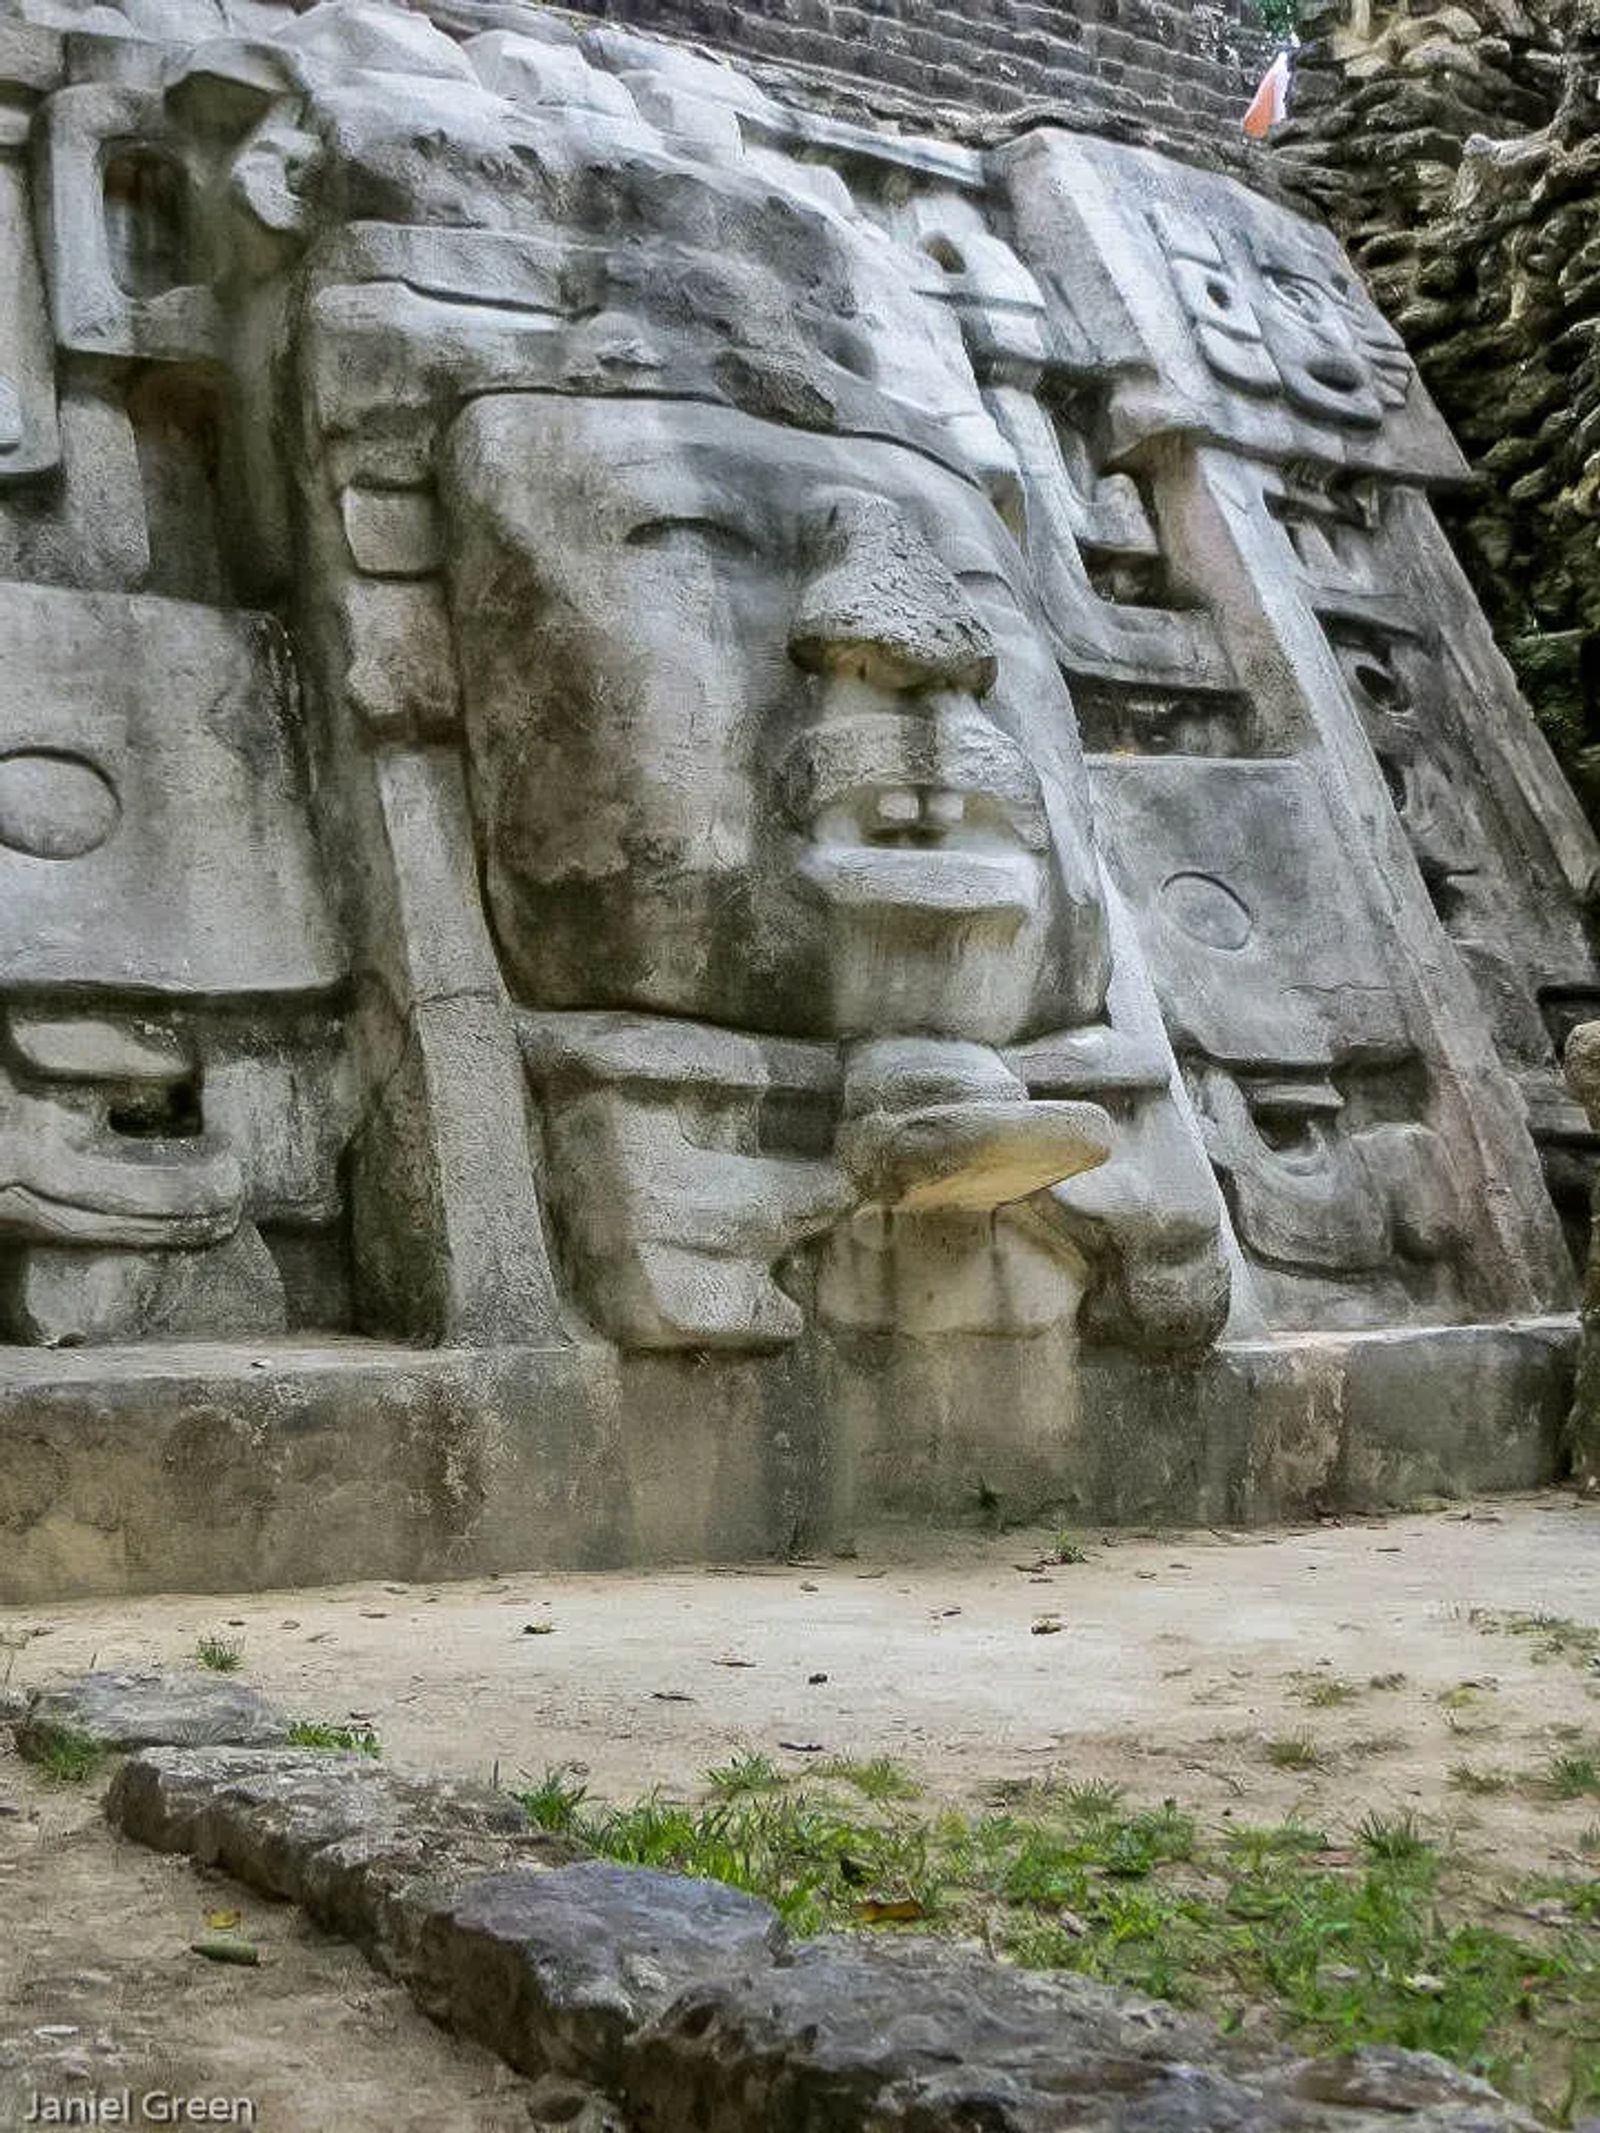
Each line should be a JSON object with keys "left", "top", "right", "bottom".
{"left": 15, "top": 1670, "right": 290, "bottom": 1760}
{"left": 417, "top": 1863, "right": 787, "bottom": 2084}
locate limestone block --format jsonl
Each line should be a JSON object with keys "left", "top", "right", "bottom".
{"left": 0, "top": 586, "right": 340, "bottom": 997}
{"left": 41, "top": 84, "right": 222, "bottom": 362}
{"left": 1091, "top": 758, "right": 1409, "bottom": 1069}
{"left": 4, "top": 1226, "right": 287, "bottom": 1345}
{"left": 0, "top": 149, "right": 60, "bottom": 482}
{"left": 15, "top": 1671, "right": 288, "bottom": 1758}
{"left": 1001, "top": 130, "right": 1467, "bottom": 480}
{"left": 629, "top": 1934, "right": 1544, "bottom": 2131}
{"left": 340, "top": 484, "right": 442, "bottom": 577}
{"left": 415, "top": 1865, "right": 786, "bottom": 2085}
{"left": 336, "top": 578, "right": 462, "bottom": 735}
{"left": 0, "top": 379, "right": 148, "bottom": 590}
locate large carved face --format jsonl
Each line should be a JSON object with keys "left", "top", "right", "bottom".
{"left": 442, "top": 395, "right": 1108, "bottom": 1043}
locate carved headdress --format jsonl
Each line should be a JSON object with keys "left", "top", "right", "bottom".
{"left": 50, "top": 0, "right": 1018, "bottom": 505}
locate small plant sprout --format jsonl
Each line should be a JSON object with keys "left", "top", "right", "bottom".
{"left": 1265, "top": 1734, "right": 1323, "bottom": 1772}
{"left": 519, "top": 1765, "right": 590, "bottom": 1832}
{"left": 193, "top": 1634, "right": 244, "bottom": 1673}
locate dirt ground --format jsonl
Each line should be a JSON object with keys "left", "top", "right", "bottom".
{"left": 2, "top": 1491, "right": 1597, "bottom": 2131}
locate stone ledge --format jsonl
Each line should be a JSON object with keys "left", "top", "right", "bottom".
{"left": 98, "top": 1740, "right": 1542, "bottom": 2131}
{"left": 0, "top": 1320, "right": 1575, "bottom": 1601}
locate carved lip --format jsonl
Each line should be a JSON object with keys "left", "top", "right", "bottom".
{"left": 797, "top": 839, "right": 1039, "bottom": 920}
{"left": 780, "top": 710, "right": 1049, "bottom": 860}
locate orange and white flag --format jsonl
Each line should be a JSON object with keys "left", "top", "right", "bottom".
{"left": 1243, "top": 48, "right": 1293, "bottom": 138}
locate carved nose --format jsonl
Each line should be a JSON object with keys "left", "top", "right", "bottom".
{"left": 789, "top": 491, "right": 998, "bottom": 696}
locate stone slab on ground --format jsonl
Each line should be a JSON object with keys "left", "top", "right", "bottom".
{"left": 419, "top": 1863, "right": 786, "bottom": 2086}
{"left": 104, "top": 1741, "right": 1543, "bottom": 2133}
{"left": 629, "top": 1937, "right": 1537, "bottom": 2131}
{"left": 110, "top": 1741, "right": 583, "bottom": 1980}
{"left": 14, "top": 1668, "right": 289, "bottom": 1760}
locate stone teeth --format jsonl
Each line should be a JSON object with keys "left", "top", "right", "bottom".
{"left": 924, "top": 789, "right": 966, "bottom": 828}
{"left": 873, "top": 788, "right": 921, "bottom": 825}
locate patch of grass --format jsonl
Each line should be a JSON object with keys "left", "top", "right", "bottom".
{"left": 819, "top": 1756, "right": 923, "bottom": 1803}
{"left": 30, "top": 1733, "right": 107, "bottom": 1785}
{"left": 1049, "top": 1531, "right": 1090, "bottom": 1565}
{"left": 284, "top": 1719, "right": 380, "bottom": 1757}
{"left": 1291, "top": 1673, "right": 1361, "bottom": 1709}
{"left": 519, "top": 1765, "right": 589, "bottom": 1832}
{"left": 1448, "top": 1762, "right": 1512, "bottom": 1797}
{"left": 1471, "top": 1609, "right": 1600, "bottom": 1668}
{"left": 551, "top": 1770, "right": 1600, "bottom": 2119}
{"left": 1059, "top": 1778, "right": 1126, "bottom": 1819}
{"left": 1356, "top": 1810, "right": 1432, "bottom": 1867}
{"left": 1222, "top": 1821, "right": 1329, "bottom": 1870}
{"left": 193, "top": 1634, "right": 243, "bottom": 1673}
{"left": 1544, "top": 1751, "right": 1600, "bottom": 1801}
{"left": 705, "top": 1751, "right": 786, "bottom": 1798}
{"left": 1265, "top": 1733, "right": 1323, "bottom": 1771}
{"left": 1436, "top": 1680, "right": 1494, "bottom": 1711}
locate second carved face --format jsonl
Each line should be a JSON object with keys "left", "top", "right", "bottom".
{"left": 443, "top": 394, "right": 1109, "bottom": 1046}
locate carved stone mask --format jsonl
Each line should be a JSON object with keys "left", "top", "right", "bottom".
{"left": 443, "top": 393, "right": 1109, "bottom": 1044}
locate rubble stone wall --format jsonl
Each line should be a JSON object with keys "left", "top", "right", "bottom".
{"left": 1275, "top": 0, "right": 1600, "bottom": 819}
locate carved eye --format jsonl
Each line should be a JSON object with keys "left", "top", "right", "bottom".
{"left": 624, "top": 516, "right": 761, "bottom": 561}
{"left": 0, "top": 750, "right": 120, "bottom": 859}
{"left": 1262, "top": 271, "right": 1326, "bottom": 321}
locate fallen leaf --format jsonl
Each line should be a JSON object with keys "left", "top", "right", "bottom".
{"left": 714, "top": 1657, "right": 758, "bottom": 1668}
{"left": 1032, "top": 1617, "right": 1064, "bottom": 1636}
{"left": 779, "top": 1740, "right": 825, "bottom": 1753}
{"left": 205, "top": 1908, "right": 242, "bottom": 1931}
{"left": 799, "top": 1582, "right": 819, "bottom": 1593}
{"left": 651, "top": 1691, "right": 694, "bottom": 1703}
{"left": 522, "top": 1623, "right": 556, "bottom": 1636}
{"left": 191, "top": 1936, "right": 260, "bottom": 1967}
{"left": 807, "top": 1672, "right": 829, "bottom": 1685}
{"left": 856, "top": 1897, "right": 926, "bottom": 1924}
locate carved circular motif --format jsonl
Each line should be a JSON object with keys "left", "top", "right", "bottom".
{"left": 0, "top": 750, "right": 121, "bottom": 859}
{"left": 1159, "top": 870, "right": 1253, "bottom": 951}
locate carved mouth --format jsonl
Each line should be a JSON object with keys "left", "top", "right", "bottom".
{"left": 782, "top": 714, "right": 1049, "bottom": 919}
{"left": 802, "top": 781, "right": 1040, "bottom": 917}
{"left": 816, "top": 781, "right": 1034, "bottom": 850}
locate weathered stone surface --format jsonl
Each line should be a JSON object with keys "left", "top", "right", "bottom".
{"left": 14, "top": 1670, "right": 288, "bottom": 1759}
{"left": 108, "top": 1742, "right": 582, "bottom": 1977}
{"left": 104, "top": 1748, "right": 1542, "bottom": 2133}
{"left": 627, "top": 1935, "right": 1541, "bottom": 2130}
{"left": 0, "top": 1320, "right": 1574, "bottom": 1603}
{"left": 417, "top": 1863, "right": 786, "bottom": 2084}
